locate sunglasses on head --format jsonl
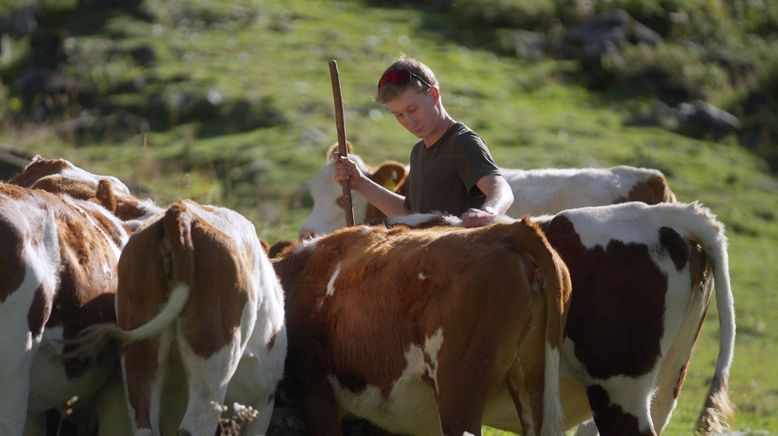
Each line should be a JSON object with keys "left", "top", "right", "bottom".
{"left": 377, "top": 69, "right": 433, "bottom": 91}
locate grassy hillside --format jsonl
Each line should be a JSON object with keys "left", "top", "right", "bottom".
{"left": 1, "top": 0, "right": 776, "bottom": 433}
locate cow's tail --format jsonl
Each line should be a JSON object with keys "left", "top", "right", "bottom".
{"left": 667, "top": 202, "right": 735, "bottom": 434}
{"left": 512, "top": 217, "right": 572, "bottom": 436}
{"left": 65, "top": 203, "right": 195, "bottom": 359}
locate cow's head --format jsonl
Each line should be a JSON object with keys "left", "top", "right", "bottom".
{"left": 299, "top": 143, "right": 405, "bottom": 239}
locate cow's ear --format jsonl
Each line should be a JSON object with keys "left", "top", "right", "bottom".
{"left": 325, "top": 140, "right": 354, "bottom": 161}
{"left": 96, "top": 179, "right": 117, "bottom": 213}
{"left": 371, "top": 161, "right": 406, "bottom": 192}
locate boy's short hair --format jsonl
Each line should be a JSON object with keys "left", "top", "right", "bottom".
{"left": 375, "top": 57, "right": 438, "bottom": 104}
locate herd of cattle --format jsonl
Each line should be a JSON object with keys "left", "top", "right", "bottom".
{"left": 0, "top": 146, "right": 735, "bottom": 436}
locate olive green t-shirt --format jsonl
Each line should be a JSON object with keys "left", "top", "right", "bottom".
{"left": 403, "top": 122, "right": 501, "bottom": 216}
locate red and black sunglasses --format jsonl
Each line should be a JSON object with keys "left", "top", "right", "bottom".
{"left": 377, "top": 69, "right": 433, "bottom": 91}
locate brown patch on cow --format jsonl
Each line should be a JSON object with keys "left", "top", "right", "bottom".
{"left": 587, "top": 385, "right": 650, "bottom": 435}
{"left": 689, "top": 242, "right": 708, "bottom": 291}
{"left": 267, "top": 331, "right": 277, "bottom": 351}
{"left": 659, "top": 226, "right": 689, "bottom": 271}
{"left": 27, "top": 285, "right": 52, "bottom": 336}
{"left": 325, "top": 141, "right": 354, "bottom": 160}
{"left": 0, "top": 208, "right": 25, "bottom": 302}
{"left": 114, "top": 198, "right": 149, "bottom": 221}
{"left": 542, "top": 215, "right": 666, "bottom": 378}
{"left": 674, "top": 360, "right": 690, "bottom": 399}
{"left": 268, "top": 240, "right": 295, "bottom": 259}
{"left": 623, "top": 173, "right": 676, "bottom": 205}
{"left": 8, "top": 157, "right": 70, "bottom": 187}
{"left": 30, "top": 176, "right": 96, "bottom": 200}
{"left": 364, "top": 162, "right": 407, "bottom": 225}
{"left": 47, "top": 197, "right": 123, "bottom": 378}
{"left": 183, "top": 208, "right": 250, "bottom": 357}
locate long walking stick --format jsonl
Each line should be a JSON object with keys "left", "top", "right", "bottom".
{"left": 328, "top": 59, "right": 355, "bottom": 227}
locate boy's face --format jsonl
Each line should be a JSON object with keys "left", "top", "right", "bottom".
{"left": 385, "top": 87, "right": 441, "bottom": 141}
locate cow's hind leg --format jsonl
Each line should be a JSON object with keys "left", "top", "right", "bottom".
{"left": 175, "top": 334, "right": 245, "bottom": 436}
{"left": 586, "top": 379, "right": 657, "bottom": 436}
{"left": 435, "top": 341, "right": 511, "bottom": 436}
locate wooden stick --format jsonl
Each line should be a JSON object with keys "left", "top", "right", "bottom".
{"left": 328, "top": 59, "right": 355, "bottom": 227}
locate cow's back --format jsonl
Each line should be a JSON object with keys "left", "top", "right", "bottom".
{"left": 504, "top": 166, "right": 675, "bottom": 217}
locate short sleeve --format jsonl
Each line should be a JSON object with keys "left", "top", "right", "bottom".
{"left": 456, "top": 133, "right": 500, "bottom": 190}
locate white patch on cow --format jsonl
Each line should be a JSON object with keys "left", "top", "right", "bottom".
{"left": 0, "top": 262, "right": 41, "bottom": 433}
{"left": 326, "top": 333, "right": 446, "bottom": 435}
{"left": 597, "top": 374, "right": 656, "bottom": 432}
{"left": 300, "top": 156, "right": 371, "bottom": 235}
{"left": 573, "top": 419, "right": 600, "bottom": 436}
{"left": 542, "top": 341, "right": 565, "bottom": 436}
{"left": 176, "top": 309, "right": 250, "bottom": 435}
{"left": 418, "top": 272, "right": 427, "bottom": 281}
{"left": 326, "top": 263, "right": 342, "bottom": 298}
{"left": 552, "top": 202, "right": 660, "bottom": 249}
{"left": 293, "top": 235, "right": 321, "bottom": 254}
{"left": 58, "top": 163, "right": 132, "bottom": 196}
{"left": 503, "top": 166, "right": 661, "bottom": 217}
{"left": 385, "top": 213, "right": 464, "bottom": 228}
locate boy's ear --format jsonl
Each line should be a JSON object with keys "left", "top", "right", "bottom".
{"left": 430, "top": 86, "right": 440, "bottom": 102}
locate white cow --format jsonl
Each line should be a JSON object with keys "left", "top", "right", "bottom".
{"left": 299, "top": 146, "right": 675, "bottom": 238}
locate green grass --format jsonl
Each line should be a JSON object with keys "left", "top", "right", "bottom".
{"left": 1, "top": 0, "right": 777, "bottom": 433}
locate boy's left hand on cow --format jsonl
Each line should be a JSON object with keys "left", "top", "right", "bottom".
{"left": 461, "top": 207, "right": 497, "bottom": 227}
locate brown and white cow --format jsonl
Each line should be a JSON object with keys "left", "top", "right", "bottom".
{"left": 273, "top": 218, "right": 572, "bottom": 436}
{"left": 298, "top": 146, "right": 676, "bottom": 238}
{"left": 9, "top": 156, "right": 160, "bottom": 226}
{"left": 388, "top": 201, "right": 735, "bottom": 435}
{"left": 68, "top": 199, "right": 286, "bottom": 436}
{"left": 0, "top": 182, "right": 130, "bottom": 435}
